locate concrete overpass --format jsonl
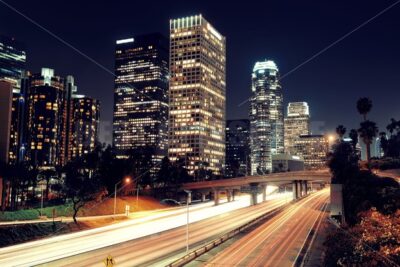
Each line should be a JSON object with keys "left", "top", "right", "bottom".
{"left": 182, "top": 169, "right": 331, "bottom": 206}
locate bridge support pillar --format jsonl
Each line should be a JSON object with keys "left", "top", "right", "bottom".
{"left": 201, "top": 193, "right": 206, "bottom": 202}
{"left": 262, "top": 184, "right": 267, "bottom": 202}
{"left": 292, "top": 181, "right": 298, "bottom": 199}
{"left": 213, "top": 189, "right": 220, "bottom": 206}
{"left": 232, "top": 190, "right": 235, "bottom": 201}
{"left": 298, "top": 180, "right": 303, "bottom": 197}
{"left": 250, "top": 191, "right": 258, "bottom": 206}
{"left": 249, "top": 183, "right": 259, "bottom": 206}
{"left": 227, "top": 189, "right": 232, "bottom": 202}
{"left": 304, "top": 181, "right": 308, "bottom": 195}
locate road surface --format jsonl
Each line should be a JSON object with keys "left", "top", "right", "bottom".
{"left": 0, "top": 192, "right": 291, "bottom": 267}
{"left": 204, "top": 188, "right": 329, "bottom": 267}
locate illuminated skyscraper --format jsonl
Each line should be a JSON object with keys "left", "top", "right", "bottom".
{"left": 249, "top": 60, "right": 284, "bottom": 175}
{"left": 293, "top": 135, "right": 329, "bottom": 169}
{"left": 71, "top": 95, "right": 100, "bottom": 159}
{"left": 0, "top": 35, "right": 27, "bottom": 164}
{"left": 113, "top": 33, "right": 169, "bottom": 172}
{"left": 26, "top": 68, "right": 68, "bottom": 167}
{"left": 169, "top": 15, "right": 226, "bottom": 176}
{"left": 0, "top": 35, "right": 26, "bottom": 90}
{"left": 284, "top": 102, "right": 310, "bottom": 155}
{"left": 0, "top": 81, "right": 13, "bottom": 164}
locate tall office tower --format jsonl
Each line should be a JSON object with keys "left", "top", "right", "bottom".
{"left": 0, "top": 36, "right": 27, "bottom": 164}
{"left": 26, "top": 68, "right": 68, "bottom": 167}
{"left": 63, "top": 76, "right": 77, "bottom": 163}
{"left": 293, "top": 135, "right": 329, "bottom": 169}
{"left": 284, "top": 102, "right": 310, "bottom": 155}
{"left": 71, "top": 95, "right": 100, "bottom": 159}
{"left": 169, "top": 15, "right": 226, "bottom": 176}
{"left": 0, "top": 81, "right": 13, "bottom": 164}
{"left": 249, "top": 60, "right": 284, "bottom": 175}
{"left": 225, "top": 119, "right": 250, "bottom": 178}
{"left": 0, "top": 35, "right": 26, "bottom": 90}
{"left": 113, "top": 33, "right": 169, "bottom": 175}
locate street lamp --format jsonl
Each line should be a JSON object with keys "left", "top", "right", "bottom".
{"left": 114, "top": 177, "right": 131, "bottom": 215}
{"left": 184, "top": 189, "right": 191, "bottom": 253}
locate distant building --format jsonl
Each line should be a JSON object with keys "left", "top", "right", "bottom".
{"left": 0, "top": 35, "right": 26, "bottom": 90}
{"left": 112, "top": 33, "right": 169, "bottom": 176}
{"left": 225, "top": 119, "right": 250, "bottom": 177}
{"left": 360, "top": 137, "right": 381, "bottom": 160}
{"left": 0, "top": 81, "right": 13, "bottom": 164}
{"left": 284, "top": 102, "right": 310, "bottom": 155}
{"left": 168, "top": 15, "right": 226, "bottom": 176}
{"left": 293, "top": 135, "right": 329, "bottom": 169}
{"left": 71, "top": 95, "right": 100, "bottom": 159}
{"left": 272, "top": 154, "right": 304, "bottom": 173}
{"left": 250, "top": 60, "right": 284, "bottom": 175}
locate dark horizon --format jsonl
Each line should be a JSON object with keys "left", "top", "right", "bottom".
{"left": 1, "top": 1, "right": 399, "bottom": 141}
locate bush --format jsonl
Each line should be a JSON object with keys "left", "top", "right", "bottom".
{"left": 0, "top": 209, "right": 39, "bottom": 221}
{"left": 0, "top": 204, "right": 74, "bottom": 221}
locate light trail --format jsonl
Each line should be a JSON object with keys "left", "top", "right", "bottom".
{"left": 0, "top": 192, "right": 291, "bottom": 267}
{"left": 204, "top": 189, "right": 329, "bottom": 266}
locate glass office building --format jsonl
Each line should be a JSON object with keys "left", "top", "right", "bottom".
{"left": 26, "top": 68, "right": 68, "bottom": 167}
{"left": 250, "top": 60, "right": 284, "bottom": 174}
{"left": 168, "top": 15, "right": 226, "bottom": 176}
{"left": 0, "top": 35, "right": 26, "bottom": 90}
{"left": 72, "top": 95, "right": 100, "bottom": 159}
{"left": 225, "top": 119, "right": 250, "bottom": 178}
{"left": 284, "top": 102, "right": 310, "bottom": 155}
{"left": 113, "top": 33, "right": 169, "bottom": 174}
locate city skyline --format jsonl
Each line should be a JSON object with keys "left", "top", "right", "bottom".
{"left": 1, "top": 1, "right": 399, "bottom": 141}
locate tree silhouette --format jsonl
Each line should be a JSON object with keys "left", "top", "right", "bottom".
{"left": 349, "top": 129, "right": 358, "bottom": 151}
{"left": 336, "top": 125, "right": 347, "bottom": 140}
{"left": 358, "top": 120, "right": 379, "bottom": 164}
{"left": 356, "top": 97, "right": 372, "bottom": 121}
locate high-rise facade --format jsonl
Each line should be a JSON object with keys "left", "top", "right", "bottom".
{"left": 293, "top": 135, "right": 329, "bottom": 169}
{"left": 225, "top": 119, "right": 250, "bottom": 178}
{"left": 0, "top": 36, "right": 27, "bottom": 164}
{"left": 0, "top": 81, "right": 13, "bottom": 164}
{"left": 169, "top": 15, "right": 226, "bottom": 176}
{"left": 284, "top": 102, "right": 310, "bottom": 155}
{"left": 113, "top": 33, "right": 169, "bottom": 173}
{"left": 249, "top": 60, "right": 284, "bottom": 175}
{"left": 26, "top": 68, "right": 68, "bottom": 167}
{"left": 71, "top": 95, "right": 100, "bottom": 159}
{"left": 0, "top": 35, "right": 26, "bottom": 90}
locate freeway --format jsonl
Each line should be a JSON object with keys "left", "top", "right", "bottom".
{"left": 0, "top": 192, "right": 291, "bottom": 267}
{"left": 204, "top": 188, "right": 329, "bottom": 267}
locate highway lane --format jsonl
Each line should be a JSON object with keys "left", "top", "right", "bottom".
{"left": 0, "top": 192, "right": 291, "bottom": 267}
{"left": 204, "top": 188, "right": 329, "bottom": 267}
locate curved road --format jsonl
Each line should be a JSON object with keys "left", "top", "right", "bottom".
{"left": 204, "top": 188, "right": 329, "bottom": 267}
{"left": 0, "top": 193, "right": 291, "bottom": 267}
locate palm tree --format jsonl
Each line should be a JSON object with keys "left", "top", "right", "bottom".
{"left": 358, "top": 120, "right": 379, "bottom": 164}
{"left": 349, "top": 129, "right": 359, "bottom": 151}
{"left": 386, "top": 118, "right": 398, "bottom": 136}
{"left": 379, "top": 132, "right": 388, "bottom": 157}
{"left": 356, "top": 97, "right": 372, "bottom": 121}
{"left": 336, "top": 125, "right": 347, "bottom": 140}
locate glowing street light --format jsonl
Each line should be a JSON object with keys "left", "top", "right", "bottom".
{"left": 114, "top": 176, "right": 131, "bottom": 215}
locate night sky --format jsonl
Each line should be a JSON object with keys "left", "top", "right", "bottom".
{"left": 1, "top": 1, "right": 400, "bottom": 143}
